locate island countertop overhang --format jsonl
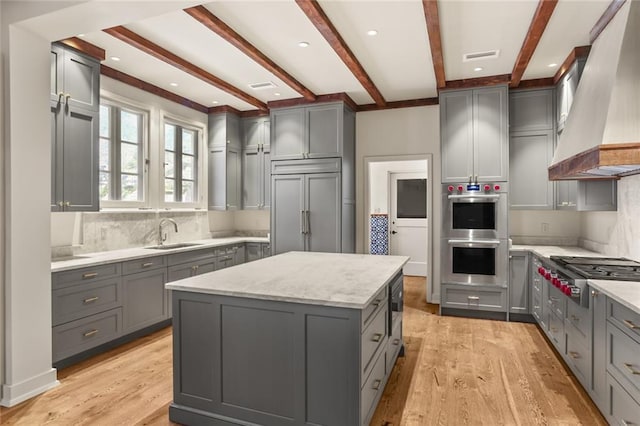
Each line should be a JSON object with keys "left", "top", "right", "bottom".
{"left": 165, "top": 251, "right": 410, "bottom": 309}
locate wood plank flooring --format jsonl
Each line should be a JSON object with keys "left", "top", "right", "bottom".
{"left": 1, "top": 276, "right": 606, "bottom": 425}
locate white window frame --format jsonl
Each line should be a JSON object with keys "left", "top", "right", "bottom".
{"left": 99, "top": 94, "right": 150, "bottom": 209}
{"left": 160, "top": 112, "right": 206, "bottom": 210}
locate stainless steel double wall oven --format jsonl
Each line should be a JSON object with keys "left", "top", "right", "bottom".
{"left": 441, "top": 182, "right": 509, "bottom": 287}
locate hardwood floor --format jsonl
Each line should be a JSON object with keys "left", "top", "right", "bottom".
{"left": 1, "top": 276, "right": 606, "bottom": 425}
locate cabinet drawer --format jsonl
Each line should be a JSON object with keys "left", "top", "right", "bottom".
{"left": 387, "top": 315, "right": 402, "bottom": 373}
{"left": 442, "top": 285, "right": 506, "bottom": 312}
{"left": 361, "top": 305, "right": 388, "bottom": 384}
{"left": 548, "top": 311, "right": 565, "bottom": 352}
{"left": 122, "top": 256, "right": 166, "bottom": 274}
{"left": 52, "top": 277, "right": 122, "bottom": 326}
{"left": 361, "top": 348, "right": 387, "bottom": 425}
{"left": 548, "top": 285, "right": 566, "bottom": 318}
{"left": 167, "top": 248, "right": 216, "bottom": 266}
{"left": 566, "top": 322, "right": 592, "bottom": 386}
{"left": 607, "top": 374, "right": 640, "bottom": 426}
{"left": 53, "top": 308, "right": 122, "bottom": 362}
{"left": 608, "top": 299, "right": 640, "bottom": 342}
{"left": 567, "top": 301, "right": 591, "bottom": 346}
{"left": 607, "top": 322, "right": 640, "bottom": 402}
{"left": 216, "top": 255, "right": 235, "bottom": 270}
{"left": 362, "top": 287, "right": 387, "bottom": 329}
{"left": 52, "top": 263, "right": 121, "bottom": 289}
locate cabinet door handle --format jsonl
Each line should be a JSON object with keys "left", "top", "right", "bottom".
{"left": 220, "top": 256, "right": 232, "bottom": 261}
{"left": 306, "top": 210, "right": 311, "bottom": 234}
{"left": 57, "top": 201, "right": 64, "bottom": 207}
{"left": 83, "top": 329, "right": 98, "bottom": 338}
{"left": 83, "top": 296, "right": 99, "bottom": 304}
{"left": 623, "top": 363, "right": 640, "bottom": 375}
{"left": 621, "top": 421, "right": 635, "bottom": 426}
{"left": 64, "top": 201, "right": 71, "bottom": 207}
{"left": 371, "top": 333, "right": 383, "bottom": 343}
{"left": 571, "top": 315, "right": 579, "bottom": 322}
{"left": 82, "top": 272, "right": 98, "bottom": 279}
{"left": 372, "top": 299, "right": 382, "bottom": 307}
{"left": 623, "top": 319, "right": 640, "bottom": 330}
{"left": 371, "top": 379, "right": 381, "bottom": 391}
{"left": 467, "top": 296, "right": 480, "bottom": 301}
{"left": 568, "top": 351, "right": 580, "bottom": 359}
{"left": 142, "top": 262, "right": 154, "bottom": 268}
{"left": 300, "top": 210, "right": 305, "bottom": 234}
{"left": 393, "top": 339, "right": 400, "bottom": 346}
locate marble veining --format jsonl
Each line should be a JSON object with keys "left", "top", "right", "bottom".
{"left": 588, "top": 279, "right": 640, "bottom": 314}
{"left": 510, "top": 245, "right": 599, "bottom": 258}
{"left": 166, "top": 251, "right": 409, "bottom": 309}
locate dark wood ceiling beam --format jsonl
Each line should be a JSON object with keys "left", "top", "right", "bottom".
{"left": 517, "top": 78, "right": 555, "bottom": 88}
{"left": 445, "top": 74, "right": 511, "bottom": 90}
{"left": 422, "top": 0, "right": 446, "bottom": 89}
{"left": 184, "top": 5, "right": 316, "bottom": 102}
{"left": 58, "top": 37, "right": 106, "bottom": 61}
{"left": 590, "top": 0, "right": 627, "bottom": 44}
{"left": 510, "top": 0, "right": 559, "bottom": 88}
{"left": 101, "top": 65, "right": 208, "bottom": 113}
{"left": 295, "top": 0, "right": 386, "bottom": 107}
{"left": 103, "top": 26, "right": 267, "bottom": 111}
{"left": 553, "top": 45, "right": 591, "bottom": 84}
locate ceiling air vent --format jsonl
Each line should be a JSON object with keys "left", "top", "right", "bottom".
{"left": 248, "top": 81, "right": 277, "bottom": 90}
{"left": 463, "top": 50, "right": 500, "bottom": 62}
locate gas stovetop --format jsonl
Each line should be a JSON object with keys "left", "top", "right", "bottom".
{"left": 550, "top": 256, "right": 640, "bottom": 281}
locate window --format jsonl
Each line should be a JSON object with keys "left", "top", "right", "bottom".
{"left": 164, "top": 122, "right": 198, "bottom": 203}
{"left": 99, "top": 102, "right": 147, "bottom": 204}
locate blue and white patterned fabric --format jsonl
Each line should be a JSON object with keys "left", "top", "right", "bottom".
{"left": 370, "top": 214, "right": 389, "bottom": 255}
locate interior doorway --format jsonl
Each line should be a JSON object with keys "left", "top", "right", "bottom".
{"left": 365, "top": 156, "right": 431, "bottom": 279}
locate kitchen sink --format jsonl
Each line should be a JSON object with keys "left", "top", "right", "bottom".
{"left": 144, "top": 242, "right": 203, "bottom": 250}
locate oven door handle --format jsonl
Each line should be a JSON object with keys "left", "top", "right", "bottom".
{"left": 447, "top": 239, "right": 501, "bottom": 246}
{"left": 447, "top": 194, "right": 500, "bottom": 201}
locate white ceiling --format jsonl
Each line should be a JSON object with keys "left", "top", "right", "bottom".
{"left": 78, "top": 0, "right": 612, "bottom": 111}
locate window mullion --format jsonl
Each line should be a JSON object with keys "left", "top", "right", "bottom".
{"left": 114, "top": 107, "right": 122, "bottom": 200}
{"left": 175, "top": 126, "right": 183, "bottom": 202}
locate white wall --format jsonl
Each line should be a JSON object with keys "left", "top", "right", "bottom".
{"left": 580, "top": 174, "right": 640, "bottom": 260}
{"left": 509, "top": 210, "right": 582, "bottom": 245}
{"left": 233, "top": 210, "right": 270, "bottom": 233}
{"left": 356, "top": 106, "right": 441, "bottom": 302}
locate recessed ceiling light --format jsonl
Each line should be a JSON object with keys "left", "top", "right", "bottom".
{"left": 474, "top": 67, "right": 483, "bottom": 72}
{"left": 170, "top": 83, "right": 178, "bottom": 87}
{"left": 110, "top": 56, "right": 121, "bottom": 61}
{"left": 298, "top": 41, "right": 310, "bottom": 48}
{"left": 212, "top": 101, "right": 219, "bottom": 104}
{"left": 367, "top": 30, "right": 378, "bottom": 36}
{"left": 548, "top": 63, "right": 558, "bottom": 67}
{"left": 274, "top": 92, "right": 281, "bottom": 96}
{"left": 78, "top": 34, "right": 86, "bottom": 37}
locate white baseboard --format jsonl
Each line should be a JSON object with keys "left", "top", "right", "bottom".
{"left": 1, "top": 368, "right": 58, "bottom": 407}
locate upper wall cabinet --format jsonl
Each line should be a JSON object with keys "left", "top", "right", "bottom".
{"left": 50, "top": 43, "right": 100, "bottom": 212}
{"left": 509, "top": 88, "right": 555, "bottom": 210}
{"left": 208, "top": 112, "right": 241, "bottom": 211}
{"left": 271, "top": 103, "right": 345, "bottom": 161}
{"left": 440, "top": 86, "right": 509, "bottom": 183}
{"left": 557, "top": 58, "right": 586, "bottom": 133}
{"left": 242, "top": 116, "right": 271, "bottom": 210}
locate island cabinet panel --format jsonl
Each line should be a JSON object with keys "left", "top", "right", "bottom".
{"left": 170, "top": 291, "right": 375, "bottom": 426}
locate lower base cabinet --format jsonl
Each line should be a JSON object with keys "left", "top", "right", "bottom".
{"left": 245, "top": 242, "right": 271, "bottom": 262}
{"left": 122, "top": 268, "right": 169, "bottom": 333}
{"left": 441, "top": 283, "right": 507, "bottom": 312}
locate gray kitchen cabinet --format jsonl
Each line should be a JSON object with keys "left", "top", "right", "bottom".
{"left": 246, "top": 242, "right": 271, "bottom": 262}
{"left": 591, "top": 290, "right": 608, "bottom": 413}
{"left": 261, "top": 242, "right": 271, "bottom": 258}
{"left": 208, "top": 112, "right": 241, "bottom": 210}
{"left": 50, "top": 43, "right": 100, "bottom": 212}
{"left": 509, "top": 88, "right": 555, "bottom": 210}
{"left": 440, "top": 86, "right": 509, "bottom": 183}
{"left": 122, "top": 268, "right": 168, "bottom": 333}
{"left": 557, "top": 58, "right": 586, "bottom": 133}
{"left": 441, "top": 283, "right": 507, "bottom": 313}
{"left": 167, "top": 258, "right": 216, "bottom": 282}
{"left": 242, "top": 116, "right": 270, "bottom": 210}
{"left": 530, "top": 255, "right": 544, "bottom": 326}
{"left": 271, "top": 166, "right": 341, "bottom": 255}
{"left": 556, "top": 180, "right": 617, "bottom": 211}
{"left": 270, "top": 102, "right": 350, "bottom": 160}
{"left": 509, "top": 251, "right": 529, "bottom": 315}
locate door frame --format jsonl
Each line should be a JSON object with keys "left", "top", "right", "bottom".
{"left": 363, "top": 154, "right": 433, "bottom": 294}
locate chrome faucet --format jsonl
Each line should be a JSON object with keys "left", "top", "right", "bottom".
{"left": 158, "top": 218, "right": 178, "bottom": 246}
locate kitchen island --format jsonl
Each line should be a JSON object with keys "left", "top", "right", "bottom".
{"left": 166, "top": 251, "right": 409, "bottom": 426}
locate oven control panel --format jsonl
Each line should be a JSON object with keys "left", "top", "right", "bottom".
{"left": 446, "top": 183, "right": 504, "bottom": 194}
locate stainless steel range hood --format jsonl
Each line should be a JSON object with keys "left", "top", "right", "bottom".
{"left": 549, "top": 0, "right": 640, "bottom": 180}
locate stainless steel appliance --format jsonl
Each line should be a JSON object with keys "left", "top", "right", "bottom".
{"left": 535, "top": 256, "right": 640, "bottom": 307}
{"left": 441, "top": 182, "right": 509, "bottom": 287}
{"left": 442, "top": 182, "right": 508, "bottom": 239}
{"left": 388, "top": 272, "right": 403, "bottom": 334}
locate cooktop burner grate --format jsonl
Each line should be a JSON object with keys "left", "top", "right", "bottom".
{"left": 553, "top": 256, "right": 640, "bottom": 281}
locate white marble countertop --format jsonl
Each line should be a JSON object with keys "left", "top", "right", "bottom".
{"left": 511, "top": 244, "right": 640, "bottom": 314}
{"left": 166, "top": 251, "right": 410, "bottom": 309}
{"left": 51, "top": 237, "right": 269, "bottom": 273}
{"left": 589, "top": 280, "right": 640, "bottom": 314}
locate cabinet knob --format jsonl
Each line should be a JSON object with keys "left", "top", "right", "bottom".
{"left": 591, "top": 290, "right": 599, "bottom": 297}
{"left": 64, "top": 201, "right": 71, "bottom": 207}
{"left": 57, "top": 201, "right": 64, "bottom": 207}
